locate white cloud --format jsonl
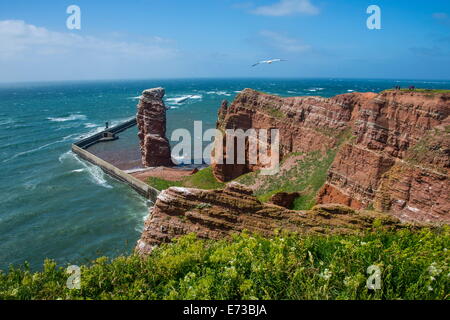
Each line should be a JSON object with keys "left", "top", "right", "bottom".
{"left": 0, "top": 20, "right": 177, "bottom": 60}
{"left": 259, "top": 30, "right": 311, "bottom": 53}
{"left": 251, "top": 0, "right": 319, "bottom": 16}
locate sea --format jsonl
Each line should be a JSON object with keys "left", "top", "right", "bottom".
{"left": 1, "top": 78, "right": 449, "bottom": 270}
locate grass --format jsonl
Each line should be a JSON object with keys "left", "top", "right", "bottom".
{"left": 146, "top": 177, "right": 182, "bottom": 190}
{"left": 264, "top": 106, "right": 285, "bottom": 119}
{"left": 237, "top": 148, "right": 340, "bottom": 210}
{"left": 403, "top": 128, "right": 449, "bottom": 174}
{"left": 236, "top": 129, "right": 352, "bottom": 210}
{"left": 147, "top": 167, "right": 225, "bottom": 191}
{"left": 1, "top": 228, "right": 448, "bottom": 300}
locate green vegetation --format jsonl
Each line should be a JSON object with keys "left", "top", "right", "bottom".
{"left": 146, "top": 177, "right": 182, "bottom": 190}
{"left": 237, "top": 149, "right": 338, "bottom": 210}
{"left": 404, "top": 128, "right": 449, "bottom": 174}
{"left": 264, "top": 106, "right": 285, "bottom": 119}
{"left": 147, "top": 167, "right": 225, "bottom": 191}
{"left": 237, "top": 130, "right": 352, "bottom": 210}
{"left": 1, "top": 228, "right": 448, "bottom": 300}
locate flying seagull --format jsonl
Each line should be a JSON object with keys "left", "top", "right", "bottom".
{"left": 252, "top": 58, "right": 287, "bottom": 67}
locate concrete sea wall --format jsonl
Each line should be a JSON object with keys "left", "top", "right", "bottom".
{"left": 71, "top": 119, "right": 159, "bottom": 202}
{"left": 75, "top": 118, "right": 137, "bottom": 149}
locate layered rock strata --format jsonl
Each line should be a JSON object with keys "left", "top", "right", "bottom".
{"left": 137, "top": 88, "right": 173, "bottom": 167}
{"left": 318, "top": 91, "right": 449, "bottom": 223}
{"left": 136, "top": 183, "right": 403, "bottom": 254}
{"left": 212, "top": 89, "right": 363, "bottom": 181}
{"left": 212, "top": 89, "right": 449, "bottom": 223}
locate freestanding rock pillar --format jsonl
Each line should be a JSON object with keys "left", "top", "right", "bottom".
{"left": 137, "top": 88, "right": 173, "bottom": 167}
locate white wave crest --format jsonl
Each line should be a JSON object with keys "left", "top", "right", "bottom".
{"left": 76, "top": 116, "right": 134, "bottom": 140}
{"left": 47, "top": 114, "right": 87, "bottom": 122}
{"left": 0, "top": 118, "right": 15, "bottom": 126}
{"left": 83, "top": 123, "right": 97, "bottom": 128}
{"left": 166, "top": 94, "right": 202, "bottom": 104}
{"left": 59, "top": 151, "right": 112, "bottom": 189}
{"left": 84, "top": 165, "right": 113, "bottom": 188}
{"left": 307, "top": 88, "right": 324, "bottom": 92}
{"left": 206, "top": 91, "right": 231, "bottom": 96}
{"left": 128, "top": 95, "right": 142, "bottom": 100}
{"left": 2, "top": 134, "right": 79, "bottom": 163}
{"left": 58, "top": 150, "right": 74, "bottom": 163}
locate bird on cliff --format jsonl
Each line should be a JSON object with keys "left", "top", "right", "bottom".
{"left": 251, "top": 58, "right": 287, "bottom": 67}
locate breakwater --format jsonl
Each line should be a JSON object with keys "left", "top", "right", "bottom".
{"left": 74, "top": 118, "right": 137, "bottom": 148}
{"left": 71, "top": 118, "right": 159, "bottom": 201}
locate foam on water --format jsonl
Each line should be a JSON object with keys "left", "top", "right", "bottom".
{"left": 84, "top": 164, "right": 113, "bottom": 189}
{"left": 166, "top": 94, "right": 203, "bottom": 104}
{"left": 128, "top": 95, "right": 142, "bottom": 100}
{"left": 1, "top": 78, "right": 449, "bottom": 270}
{"left": 307, "top": 88, "right": 324, "bottom": 92}
{"left": 47, "top": 114, "right": 87, "bottom": 122}
{"left": 0, "top": 118, "right": 15, "bottom": 126}
{"left": 59, "top": 150, "right": 112, "bottom": 189}
{"left": 206, "top": 91, "right": 231, "bottom": 96}
{"left": 2, "top": 133, "right": 79, "bottom": 163}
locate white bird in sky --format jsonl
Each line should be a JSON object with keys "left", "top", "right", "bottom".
{"left": 251, "top": 58, "right": 287, "bottom": 67}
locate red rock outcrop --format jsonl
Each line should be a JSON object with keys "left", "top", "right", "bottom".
{"left": 212, "top": 89, "right": 450, "bottom": 223}
{"left": 137, "top": 88, "right": 173, "bottom": 167}
{"left": 270, "top": 192, "right": 301, "bottom": 209}
{"left": 212, "top": 89, "right": 373, "bottom": 181}
{"left": 136, "top": 183, "right": 403, "bottom": 254}
{"left": 319, "top": 91, "right": 449, "bottom": 223}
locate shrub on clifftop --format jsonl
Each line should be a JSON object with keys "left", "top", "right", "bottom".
{"left": 0, "top": 228, "right": 448, "bottom": 300}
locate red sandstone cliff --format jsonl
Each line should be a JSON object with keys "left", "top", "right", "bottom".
{"left": 137, "top": 88, "right": 173, "bottom": 167}
{"left": 136, "top": 183, "right": 403, "bottom": 254}
{"left": 212, "top": 89, "right": 449, "bottom": 223}
{"left": 136, "top": 89, "right": 447, "bottom": 253}
{"left": 318, "top": 91, "right": 449, "bottom": 223}
{"left": 212, "top": 89, "right": 373, "bottom": 181}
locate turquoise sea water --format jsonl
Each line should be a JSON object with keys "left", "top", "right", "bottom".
{"left": 1, "top": 78, "right": 449, "bottom": 270}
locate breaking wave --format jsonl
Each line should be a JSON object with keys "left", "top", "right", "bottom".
{"left": 206, "top": 91, "right": 231, "bottom": 96}
{"left": 2, "top": 133, "right": 79, "bottom": 163}
{"left": 84, "top": 123, "right": 98, "bottom": 128}
{"left": 59, "top": 151, "right": 112, "bottom": 189}
{"left": 47, "top": 114, "right": 87, "bottom": 122}
{"left": 166, "top": 94, "right": 202, "bottom": 104}
{"left": 307, "top": 88, "right": 324, "bottom": 92}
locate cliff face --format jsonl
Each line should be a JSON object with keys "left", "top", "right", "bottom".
{"left": 212, "top": 89, "right": 365, "bottom": 181}
{"left": 319, "top": 91, "right": 449, "bottom": 223}
{"left": 137, "top": 88, "right": 173, "bottom": 167}
{"left": 136, "top": 88, "right": 448, "bottom": 254}
{"left": 136, "top": 183, "right": 402, "bottom": 254}
{"left": 213, "top": 89, "right": 449, "bottom": 223}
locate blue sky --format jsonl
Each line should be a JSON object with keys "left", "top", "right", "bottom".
{"left": 0, "top": 0, "right": 449, "bottom": 82}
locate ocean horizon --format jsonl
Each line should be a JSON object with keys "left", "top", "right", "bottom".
{"left": 1, "top": 77, "right": 449, "bottom": 270}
